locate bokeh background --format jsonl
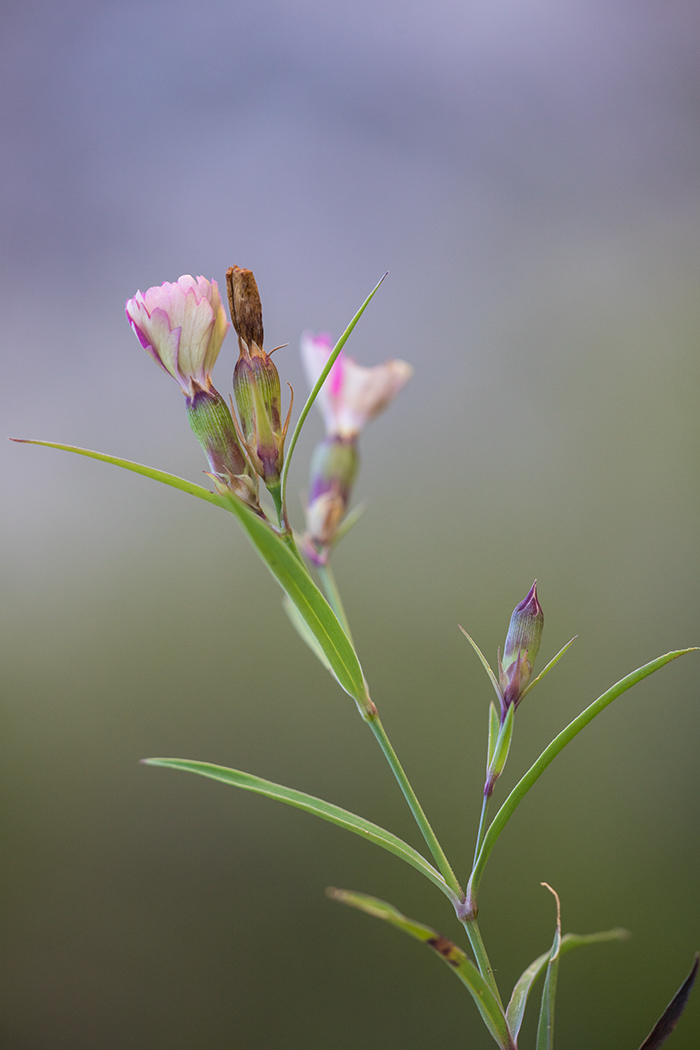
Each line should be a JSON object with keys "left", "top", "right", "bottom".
{"left": 2, "top": 1, "right": 699, "bottom": 1047}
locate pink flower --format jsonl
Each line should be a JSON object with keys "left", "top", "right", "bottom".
{"left": 300, "top": 332, "right": 413, "bottom": 439}
{"left": 126, "top": 276, "right": 230, "bottom": 398}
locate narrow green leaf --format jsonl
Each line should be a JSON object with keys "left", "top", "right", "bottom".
{"left": 280, "top": 272, "right": 388, "bottom": 507}
{"left": 215, "top": 487, "right": 369, "bottom": 707}
{"left": 536, "top": 884, "right": 562, "bottom": 1050}
{"left": 329, "top": 889, "right": 514, "bottom": 1049}
{"left": 506, "top": 928, "right": 629, "bottom": 1041}
{"left": 282, "top": 595, "right": 335, "bottom": 677}
{"left": 520, "top": 637, "right": 577, "bottom": 700}
{"left": 468, "top": 649, "right": 697, "bottom": 906}
{"left": 488, "top": 702, "right": 514, "bottom": 781}
{"left": 143, "top": 758, "right": 458, "bottom": 905}
{"left": 637, "top": 953, "right": 699, "bottom": 1050}
{"left": 10, "top": 439, "right": 227, "bottom": 508}
{"left": 459, "top": 626, "right": 503, "bottom": 705}
{"left": 487, "top": 701, "right": 500, "bottom": 770}
{"left": 332, "top": 500, "right": 367, "bottom": 545}
{"left": 13, "top": 439, "right": 369, "bottom": 709}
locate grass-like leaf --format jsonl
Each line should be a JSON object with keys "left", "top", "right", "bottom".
{"left": 487, "top": 701, "right": 500, "bottom": 770}
{"left": 12, "top": 439, "right": 369, "bottom": 709}
{"left": 282, "top": 594, "right": 335, "bottom": 677}
{"left": 467, "top": 649, "right": 697, "bottom": 907}
{"left": 520, "top": 636, "right": 577, "bottom": 701}
{"left": 143, "top": 758, "right": 459, "bottom": 905}
{"left": 506, "top": 928, "right": 629, "bottom": 1042}
{"left": 279, "top": 272, "right": 388, "bottom": 507}
{"left": 535, "top": 884, "right": 562, "bottom": 1050}
{"left": 637, "top": 953, "right": 699, "bottom": 1050}
{"left": 459, "top": 626, "right": 503, "bottom": 705}
{"left": 328, "top": 889, "right": 514, "bottom": 1049}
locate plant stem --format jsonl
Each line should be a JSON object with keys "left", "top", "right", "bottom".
{"left": 472, "top": 792, "right": 491, "bottom": 870}
{"left": 366, "top": 714, "right": 463, "bottom": 900}
{"left": 315, "top": 558, "right": 461, "bottom": 899}
{"left": 318, "top": 562, "right": 354, "bottom": 645}
{"left": 462, "top": 917, "right": 504, "bottom": 1009}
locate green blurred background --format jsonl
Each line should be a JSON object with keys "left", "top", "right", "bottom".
{"left": 2, "top": 1, "right": 699, "bottom": 1047}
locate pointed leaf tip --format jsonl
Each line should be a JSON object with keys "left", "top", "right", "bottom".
{"left": 637, "top": 953, "right": 699, "bottom": 1050}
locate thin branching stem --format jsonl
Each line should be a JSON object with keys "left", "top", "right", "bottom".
{"left": 367, "top": 715, "right": 463, "bottom": 901}
{"left": 462, "top": 918, "right": 504, "bottom": 1009}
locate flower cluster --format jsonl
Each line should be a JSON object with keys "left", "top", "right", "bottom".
{"left": 125, "top": 272, "right": 412, "bottom": 559}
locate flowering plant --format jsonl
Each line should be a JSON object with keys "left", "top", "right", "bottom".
{"left": 13, "top": 269, "right": 698, "bottom": 1048}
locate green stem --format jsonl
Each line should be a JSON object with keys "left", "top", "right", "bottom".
{"left": 317, "top": 562, "right": 354, "bottom": 645}
{"left": 366, "top": 714, "right": 463, "bottom": 900}
{"left": 472, "top": 792, "right": 491, "bottom": 871}
{"left": 462, "top": 918, "right": 504, "bottom": 1009}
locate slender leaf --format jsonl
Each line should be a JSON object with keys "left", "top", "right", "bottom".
{"left": 536, "top": 884, "right": 562, "bottom": 1050}
{"left": 10, "top": 439, "right": 227, "bottom": 508}
{"left": 637, "top": 953, "right": 699, "bottom": 1050}
{"left": 487, "top": 701, "right": 500, "bottom": 770}
{"left": 332, "top": 500, "right": 367, "bottom": 545}
{"left": 143, "top": 758, "right": 458, "bottom": 905}
{"left": 280, "top": 272, "right": 388, "bottom": 506}
{"left": 488, "top": 702, "right": 515, "bottom": 781}
{"left": 468, "top": 649, "right": 697, "bottom": 905}
{"left": 459, "top": 626, "right": 503, "bottom": 705}
{"left": 328, "top": 889, "right": 514, "bottom": 1050}
{"left": 520, "top": 637, "right": 577, "bottom": 700}
{"left": 13, "top": 439, "right": 370, "bottom": 709}
{"left": 282, "top": 594, "right": 335, "bottom": 677}
{"left": 506, "top": 928, "right": 629, "bottom": 1041}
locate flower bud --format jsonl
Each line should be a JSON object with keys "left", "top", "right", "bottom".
{"left": 498, "top": 581, "right": 544, "bottom": 713}
{"left": 226, "top": 266, "right": 291, "bottom": 495}
{"left": 185, "top": 384, "right": 261, "bottom": 509}
{"left": 303, "top": 437, "right": 359, "bottom": 563}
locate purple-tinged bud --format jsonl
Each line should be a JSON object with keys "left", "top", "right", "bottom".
{"left": 227, "top": 266, "right": 291, "bottom": 495}
{"left": 303, "top": 437, "right": 359, "bottom": 564}
{"left": 186, "top": 383, "right": 261, "bottom": 511}
{"left": 498, "top": 581, "right": 544, "bottom": 715}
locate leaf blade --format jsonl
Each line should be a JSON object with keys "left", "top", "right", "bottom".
{"left": 468, "top": 649, "right": 698, "bottom": 905}
{"left": 637, "top": 953, "right": 699, "bottom": 1050}
{"left": 280, "top": 273, "right": 388, "bottom": 506}
{"left": 10, "top": 439, "right": 226, "bottom": 507}
{"left": 520, "top": 636, "right": 577, "bottom": 700}
{"left": 535, "top": 884, "right": 562, "bottom": 1050}
{"left": 13, "top": 439, "right": 369, "bottom": 707}
{"left": 459, "top": 626, "right": 503, "bottom": 705}
{"left": 506, "top": 928, "right": 629, "bottom": 1041}
{"left": 329, "top": 889, "right": 514, "bottom": 1049}
{"left": 143, "top": 758, "right": 457, "bottom": 904}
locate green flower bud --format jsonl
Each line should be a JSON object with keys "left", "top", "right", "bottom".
{"left": 186, "top": 383, "right": 260, "bottom": 510}
{"left": 498, "top": 581, "right": 544, "bottom": 714}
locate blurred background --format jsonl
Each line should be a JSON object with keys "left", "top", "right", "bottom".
{"left": 2, "top": 0, "right": 699, "bottom": 1047}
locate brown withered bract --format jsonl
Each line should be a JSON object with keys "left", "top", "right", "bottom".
{"left": 226, "top": 266, "right": 264, "bottom": 350}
